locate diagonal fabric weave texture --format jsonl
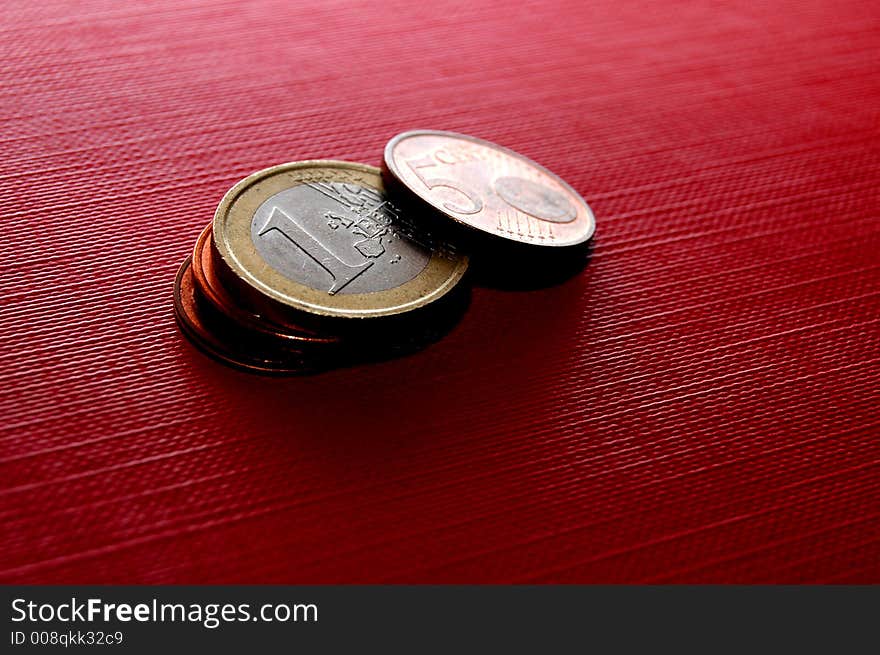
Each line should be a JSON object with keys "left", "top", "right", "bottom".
{"left": 1, "top": 0, "right": 878, "bottom": 583}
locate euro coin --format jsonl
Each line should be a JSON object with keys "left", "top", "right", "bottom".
{"left": 211, "top": 160, "right": 469, "bottom": 323}
{"left": 383, "top": 130, "right": 595, "bottom": 248}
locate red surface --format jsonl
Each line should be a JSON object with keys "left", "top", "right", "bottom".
{"left": 2, "top": 0, "right": 878, "bottom": 583}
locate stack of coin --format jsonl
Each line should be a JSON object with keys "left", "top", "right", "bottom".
{"left": 174, "top": 132, "right": 595, "bottom": 374}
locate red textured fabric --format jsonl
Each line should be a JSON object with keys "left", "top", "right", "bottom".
{"left": 2, "top": 0, "right": 878, "bottom": 583}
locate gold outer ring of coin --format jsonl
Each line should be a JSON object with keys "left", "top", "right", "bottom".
{"left": 173, "top": 256, "right": 317, "bottom": 375}
{"left": 383, "top": 130, "right": 596, "bottom": 248}
{"left": 211, "top": 160, "right": 469, "bottom": 321}
{"left": 190, "top": 223, "right": 342, "bottom": 348}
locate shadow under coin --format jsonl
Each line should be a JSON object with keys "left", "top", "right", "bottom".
{"left": 332, "top": 282, "right": 472, "bottom": 370}
{"left": 468, "top": 239, "right": 593, "bottom": 291}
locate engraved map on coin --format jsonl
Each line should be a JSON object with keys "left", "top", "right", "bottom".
{"left": 251, "top": 182, "right": 430, "bottom": 295}
{"left": 493, "top": 176, "right": 576, "bottom": 223}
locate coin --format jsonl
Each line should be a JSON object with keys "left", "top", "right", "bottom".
{"left": 190, "top": 223, "right": 342, "bottom": 349}
{"left": 211, "top": 160, "right": 469, "bottom": 322}
{"left": 173, "top": 256, "right": 317, "bottom": 375}
{"left": 176, "top": 248, "right": 469, "bottom": 373}
{"left": 383, "top": 130, "right": 595, "bottom": 248}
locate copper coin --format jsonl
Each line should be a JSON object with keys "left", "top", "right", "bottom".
{"left": 190, "top": 223, "right": 342, "bottom": 348}
{"left": 383, "top": 130, "right": 595, "bottom": 248}
{"left": 173, "top": 256, "right": 317, "bottom": 374}
{"left": 211, "top": 160, "right": 469, "bottom": 321}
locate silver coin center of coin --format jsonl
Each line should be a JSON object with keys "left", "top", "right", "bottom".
{"left": 251, "top": 182, "right": 430, "bottom": 295}
{"left": 493, "top": 176, "right": 576, "bottom": 223}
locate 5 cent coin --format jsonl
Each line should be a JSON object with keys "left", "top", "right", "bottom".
{"left": 383, "top": 130, "right": 595, "bottom": 248}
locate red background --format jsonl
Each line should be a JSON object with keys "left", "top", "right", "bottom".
{"left": 2, "top": 0, "right": 878, "bottom": 583}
